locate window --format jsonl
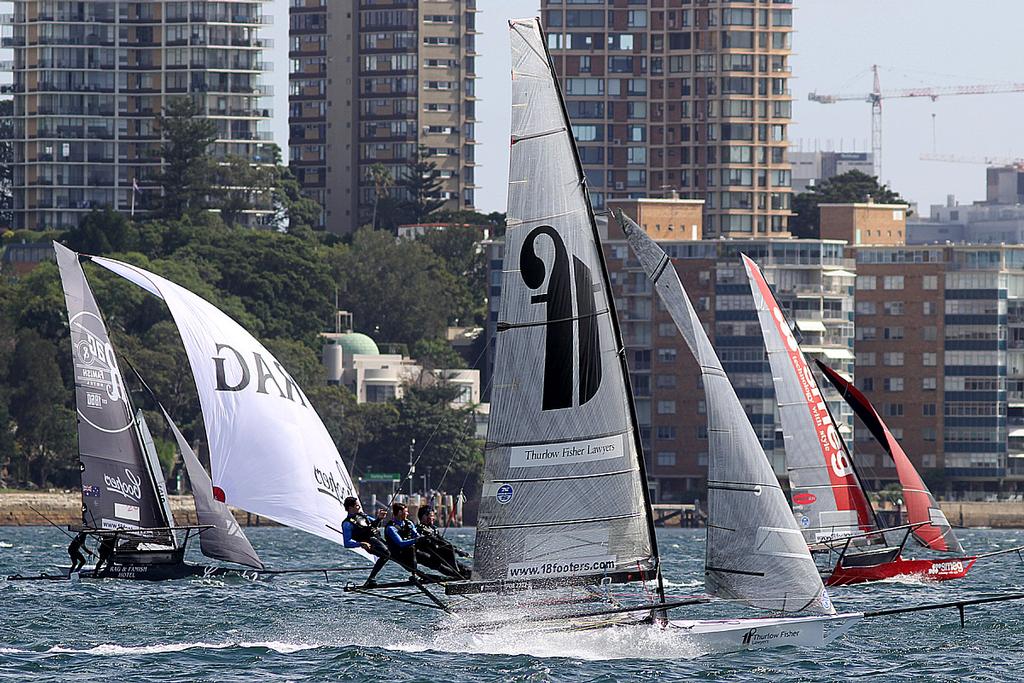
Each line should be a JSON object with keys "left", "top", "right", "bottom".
{"left": 883, "top": 275, "right": 904, "bottom": 290}
{"left": 922, "top": 326, "right": 937, "bottom": 341}
{"left": 658, "top": 348, "right": 678, "bottom": 363}
{"left": 883, "top": 403, "right": 904, "bottom": 417}
{"left": 922, "top": 377, "right": 937, "bottom": 391}
{"left": 883, "top": 327, "right": 904, "bottom": 340}
{"left": 656, "top": 425, "right": 677, "bottom": 440}
{"left": 921, "top": 454, "right": 937, "bottom": 468}
{"left": 923, "top": 275, "right": 939, "bottom": 290}
{"left": 856, "top": 352, "right": 876, "bottom": 367}
{"left": 883, "top": 301, "right": 904, "bottom": 316}
{"left": 856, "top": 301, "right": 876, "bottom": 315}
{"left": 923, "top": 428, "right": 937, "bottom": 442}
{"left": 884, "top": 377, "right": 904, "bottom": 392}
{"left": 657, "top": 400, "right": 676, "bottom": 415}
{"left": 856, "top": 275, "right": 877, "bottom": 290}
{"left": 922, "top": 403, "right": 937, "bottom": 416}
{"left": 923, "top": 352, "right": 937, "bottom": 367}
{"left": 857, "top": 326, "right": 877, "bottom": 341}
{"left": 658, "top": 323, "right": 676, "bottom": 337}
{"left": 923, "top": 301, "right": 936, "bottom": 315}
{"left": 883, "top": 352, "right": 904, "bottom": 366}
{"left": 656, "top": 374, "right": 677, "bottom": 388}
{"left": 860, "top": 377, "right": 875, "bottom": 392}
{"left": 656, "top": 452, "right": 677, "bottom": 467}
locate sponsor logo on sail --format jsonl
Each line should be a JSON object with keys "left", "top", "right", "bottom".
{"left": 496, "top": 484, "right": 514, "bottom": 504}
{"left": 507, "top": 555, "right": 616, "bottom": 579}
{"left": 85, "top": 392, "right": 103, "bottom": 408}
{"left": 792, "top": 492, "right": 817, "bottom": 506}
{"left": 314, "top": 461, "right": 351, "bottom": 505}
{"left": 69, "top": 311, "right": 133, "bottom": 432}
{"left": 114, "top": 502, "right": 141, "bottom": 522}
{"left": 509, "top": 434, "right": 625, "bottom": 468}
{"left": 210, "top": 342, "right": 310, "bottom": 408}
{"left": 104, "top": 468, "right": 142, "bottom": 502}
{"left": 518, "top": 225, "right": 603, "bottom": 411}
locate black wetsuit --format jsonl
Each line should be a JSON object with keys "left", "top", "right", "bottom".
{"left": 342, "top": 512, "right": 390, "bottom": 582}
{"left": 384, "top": 519, "right": 421, "bottom": 576}
{"left": 68, "top": 533, "right": 87, "bottom": 573}
{"left": 94, "top": 537, "right": 115, "bottom": 575}
{"left": 415, "top": 522, "right": 471, "bottom": 579}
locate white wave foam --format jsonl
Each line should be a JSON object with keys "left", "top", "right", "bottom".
{"left": 0, "top": 541, "right": 14, "bottom": 548}
{"left": 39, "top": 641, "right": 320, "bottom": 656}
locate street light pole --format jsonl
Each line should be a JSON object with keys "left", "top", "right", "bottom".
{"left": 408, "top": 438, "right": 416, "bottom": 498}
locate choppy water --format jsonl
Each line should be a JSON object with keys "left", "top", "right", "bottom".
{"left": 2, "top": 526, "right": 1024, "bottom": 681}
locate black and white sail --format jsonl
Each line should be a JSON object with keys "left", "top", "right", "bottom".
{"left": 160, "top": 405, "right": 263, "bottom": 569}
{"left": 615, "top": 214, "right": 834, "bottom": 615}
{"left": 469, "top": 19, "right": 658, "bottom": 588}
{"left": 54, "top": 242, "right": 174, "bottom": 544}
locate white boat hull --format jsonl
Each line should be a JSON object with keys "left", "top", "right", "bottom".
{"left": 668, "top": 613, "right": 862, "bottom": 653}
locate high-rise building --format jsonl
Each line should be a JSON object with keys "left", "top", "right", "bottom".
{"left": 545, "top": 0, "right": 794, "bottom": 238}
{"left": 852, "top": 244, "right": 1024, "bottom": 498}
{"left": 5, "top": 0, "right": 273, "bottom": 230}
{"left": 288, "top": 0, "right": 478, "bottom": 235}
{"left": 790, "top": 150, "right": 874, "bottom": 194}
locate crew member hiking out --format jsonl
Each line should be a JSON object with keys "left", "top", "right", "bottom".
{"left": 415, "top": 506, "right": 471, "bottom": 580}
{"left": 67, "top": 531, "right": 88, "bottom": 574}
{"left": 385, "top": 502, "right": 427, "bottom": 581}
{"left": 341, "top": 497, "right": 390, "bottom": 588}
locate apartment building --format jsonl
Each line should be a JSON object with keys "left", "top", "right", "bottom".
{"left": 546, "top": 0, "right": 795, "bottom": 238}
{"left": 288, "top": 0, "right": 477, "bottom": 234}
{"left": 5, "top": 0, "right": 273, "bottom": 229}
{"left": 852, "top": 245, "right": 1024, "bottom": 498}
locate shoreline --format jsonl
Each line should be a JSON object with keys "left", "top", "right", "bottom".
{"left": 2, "top": 491, "right": 1024, "bottom": 528}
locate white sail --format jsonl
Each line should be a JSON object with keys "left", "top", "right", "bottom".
{"left": 465, "top": 18, "right": 657, "bottom": 589}
{"left": 616, "top": 212, "right": 834, "bottom": 616}
{"left": 89, "top": 255, "right": 364, "bottom": 553}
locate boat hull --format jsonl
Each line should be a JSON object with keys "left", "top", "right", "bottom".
{"left": 825, "top": 555, "right": 977, "bottom": 586}
{"left": 668, "top": 613, "right": 861, "bottom": 653}
{"left": 7, "top": 563, "right": 267, "bottom": 583}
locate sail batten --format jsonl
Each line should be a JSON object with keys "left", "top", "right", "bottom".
{"left": 615, "top": 214, "right": 833, "bottom": 616}
{"left": 742, "top": 255, "right": 877, "bottom": 543}
{"left": 468, "top": 19, "right": 657, "bottom": 588}
{"left": 54, "top": 242, "right": 173, "bottom": 543}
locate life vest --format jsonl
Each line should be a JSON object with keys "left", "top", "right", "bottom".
{"left": 345, "top": 512, "right": 376, "bottom": 543}
{"left": 387, "top": 519, "right": 417, "bottom": 541}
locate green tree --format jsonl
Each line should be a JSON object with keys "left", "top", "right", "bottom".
{"left": 7, "top": 330, "right": 75, "bottom": 486}
{"left": 399, "top": 146, "right": 446, "bottom": 224}
{"left": 216, "top": 155, "right": 276, "bottom": 228}
{"left": 419, "top": 227, "right": 487, "bottom": 325}
{"left": 411, "top": 337, "right": 466, "bottom": 371}
{"left": 329, "top": 227, "right": 461, "bottom": 347}
{"left": 791, "top": 170, "right": 908, "bottom": 236}
{"left": 355, "top": 383, "right": 482, "bottom": 492}
{"left": 368, "top": 163, "right": 394, "bottom": 230}
{"left": 156, "top": 97, "right": 218, "bottom": 220}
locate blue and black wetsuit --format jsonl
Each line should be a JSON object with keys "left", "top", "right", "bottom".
{"left": 415, "top": 522, "right": 471, "bottom": 579}
{"left": 384, "top": 519, "right": 421, "bottom": 574}
{"left": 342, "top": 512, "right": 390, "bottom": 582}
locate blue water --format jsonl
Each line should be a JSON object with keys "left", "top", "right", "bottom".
{"left": 2, "top": 526, "right": 1024, "bottom": 681}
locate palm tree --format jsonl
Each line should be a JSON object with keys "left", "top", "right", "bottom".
{"left": 369, "top": 163, "right": 393, "bottom": 230}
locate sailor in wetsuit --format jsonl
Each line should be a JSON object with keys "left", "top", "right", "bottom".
{"left": 94, "top": 534, "right": 116, "bottom": 575}
{"left": 384, "top": 502, "right": 424, "bottom": 580}
{"left": 414, "top": 506, "right": 471, "bottom": 580}
{"left": 67, "top": 531, "right": 88, "bottom": 573}
{"left": 341, "top": 496, "right": 390, "bottom": 587}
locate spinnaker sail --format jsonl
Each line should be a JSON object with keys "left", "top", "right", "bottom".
{"left": 816, "top": 361, "right": 963, "bottom": 554}
{"left": 469, "top": 18, "right": 658, "bottom": 588}
{"left": 742, "top": 255, "right": 877, "bottom": 543}
{"left": 616, "top": 213, "right": 834, "bottom": 615}
{"left": 161, "top": 405, "right": 264, "bottom": 568}
{"left": 54, "top": 242, "right": 174, "bottom": 544}
{"left": 87, "top": 255, "right": 362, "bottom": 553}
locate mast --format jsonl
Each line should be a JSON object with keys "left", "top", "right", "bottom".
{"left": 533, "top": 20, "right": 664, "bottom": 608}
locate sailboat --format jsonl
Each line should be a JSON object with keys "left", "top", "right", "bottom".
{"left": 9, "top": 243, "right": 264, "bottom": 581}
{"left": 741, "top": 254, "right": 1019, "bottom": 584}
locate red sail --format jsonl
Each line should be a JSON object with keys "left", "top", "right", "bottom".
{"left": 816, "top": 361, "right": 963, "bottom": 553}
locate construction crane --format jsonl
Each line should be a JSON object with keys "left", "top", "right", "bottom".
{"left": 808, "top": 65, "right": 1024, "bottom": 180}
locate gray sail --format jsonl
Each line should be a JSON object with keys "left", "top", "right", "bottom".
{"left": 53, "top": 242, "right": 173, "bottom": 542}
{"left": 469, "top": 19, "right": 656, "bottom": 587}
{"left": 161, "top": 405, "right": 263, "bottom": 569}
{"left": 616, "top": 214, "right": 833, "bottom": 615}
{"left": 741, "top": 255, "right": 877, "bottom": 544}
{"left": 136, "top": 409, "right": 177, "bottom": 535}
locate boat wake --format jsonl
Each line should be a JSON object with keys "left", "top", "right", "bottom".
{"left": 0, "top": 641, "right": 321, "bottom": 657}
